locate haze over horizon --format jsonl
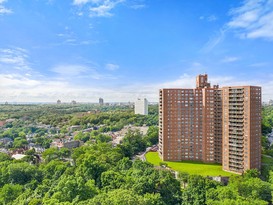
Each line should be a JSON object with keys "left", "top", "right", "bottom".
{"left": 0, "top": 0, "right": 273, "bottom": 103}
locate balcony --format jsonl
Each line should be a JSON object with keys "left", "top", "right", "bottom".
{"left": 229, "top": 160, "right": 243, "bottom": 166}
{"left": 229, "top": 146, "right": 243, "bottom": 152}
{"left": 229, "top": 123, "right": 244, "bottom": 127}
{"left": 229, "top": 142, "right": 243, "bottom": 147}
{"left": 229, "top": 165, "right": 244, "bottom": 171}
{"left": 229, "top": 136, "right": 244, "bottom": 141}
{"left": 229, "top": 90, "right": 244, "bottom": 94}
{"left": 229, "top": 151, "right": 243, "bottom": 156}
{"left": 229, "top": 101, "right": 244, "bottom": 105}
{"left": 229, "top": 155, "right": 243, "bottom": 160}
{"left": 229, "top": 106, "right": 244, "bottom": 110}
{"left": 229, "top": 111, "right": 244, "bottom": 115}
{"left": 229, "top": 94, "right": 244, "bottom": 98}
{"left": 229, "top": 139, "right": 243, "bottom": 144}
{"left": 229, "top": 119, "right": 244, "bottom": 123}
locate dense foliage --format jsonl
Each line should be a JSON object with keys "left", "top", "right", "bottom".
{"left": 0, "top": 104, "right": 272, "bottom": 204}
{"left": 0, "top": 104, "right": 158, "bottom": 149}
{"left": 0, "top": 142, "right": 182, "bottom": 204}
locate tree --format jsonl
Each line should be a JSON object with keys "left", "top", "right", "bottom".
{"left": 42, "top": 147, "right": 59, "bottom": 162}
{"left": 144, "top": 126, "right": 159, "bottom": 146}
{"left": 49, "top": 175, "right": 98, "bottom": 203}
{"left": 125, "top": 160, "right": 181, "bottom": 205}
{"left": 207, "top": 173, "right": 272, "bottom": 204}
{"left": 243, "top": 169, "right": 260, "bottom": 179}
{"left": 121, "top": 130, "right": 146, "bottom": 158}
{"left": 101, "top": 170, "right": 125, "bottom": 190}
{"left": 182, "top": 175, "right": 207, "bottom": 205}
{"left": 13, "top": 137, "right": 28, "bottom": 148}
{"left": 85, "top": 189, "right": 164, "bottom": 205}
{"left": 0, "top": 184, "right": 23, "bottom": 204}
{"left": 3, "top": 162, "right": 42, "bottom": 185}
{"left": 178, "top": 171, "right": 189, "bottom": 188}
{"left": 40, "top": 160, "right": 69, "bottom": 180}
{"left": 0, "top": 153, "right": 12, "bottom": 161}
{"left": 18, "top": 131, "right": 26, "bottom": 138}
{"left": 95, "top": 134, "right": 112, "bottom": 143}
{"left": 74, "top": 132, "right": 90, "bottom": 143}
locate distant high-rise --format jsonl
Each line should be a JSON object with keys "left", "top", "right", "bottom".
{"left": 159, "top": 74, "right": 261, "bottom": 174}
{"left": 99, "top": 98, "right": 104, "bottom": 106}
{"left": 57, "top": 99, "right": 61, "bottom": 104}
{"left": 135, "top": 98, "right": 148, "bottom": 115}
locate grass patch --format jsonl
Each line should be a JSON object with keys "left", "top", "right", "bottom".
{"left": 145, "top": 151, "right": 235, "bottom": 177}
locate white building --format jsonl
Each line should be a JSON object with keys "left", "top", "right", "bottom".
{"left": 134, "top": 98, "right": 148, "bottom": 115}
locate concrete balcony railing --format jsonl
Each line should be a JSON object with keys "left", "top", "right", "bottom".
{"left": 229, "top": 119, "right": 244, "bottom": 123}
{"left": 229, "top": 136, "right": 244, "bottom": 140}
{"left": 229, "top": 143, "right": 244, "bottom": 148}
{"left": 229, "top": 90, "right": 244, "bottom": 94}
{"left": 229, "top": 151, "right": 243, "bottom": 156}
{"left": 229, "top": 123, "right": 244, "bottom": 127}
{"left": 229, "top": 146, "right": 243, "bottom": 152}
{"left": 229, "top": 155, "right": 243, "bottom": 160}
{"left": 229, "top": 107, "right": 244, "bottom": 110}
{"left": 229, "top": 111, "right": 244, "bottom": 115}
{"left": 229, "top": 139, "right": 243, "bottom": 144}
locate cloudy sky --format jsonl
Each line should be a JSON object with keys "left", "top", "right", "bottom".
{"left": 0, "top": 0, "right": 273, "bottom": 103}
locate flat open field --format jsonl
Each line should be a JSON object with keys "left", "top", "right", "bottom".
{"left": 145, "top": 152, "right": 235, "bottom": 177}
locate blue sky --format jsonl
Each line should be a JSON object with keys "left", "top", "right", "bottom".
{"left": 0, "top": 0, "right": 273, "bottom": 103}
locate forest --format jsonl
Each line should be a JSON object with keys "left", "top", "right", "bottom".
{"left": 0, "top": 104, "right": 273, "bottom": 204}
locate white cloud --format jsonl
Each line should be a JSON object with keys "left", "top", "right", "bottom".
{"left": 72, "top": 0, "right": 125, "bottom": 17}
{"left": 202, "top": 29, "right": 227, "bottom": 52}
{"left": 250, "top": 62, "right": 268, "bottom": 67}
{"left": 221, "top": 56, "right": 240, "bottom": 63}
{"left": 0, "top": 48, "right": 31, "bottom": 72}
{"left": 73, "top": 0, "right": 104, "bottom": 5}
{"left": 228, "top": 0, "right": 273, "bottom": 40}
{"left": 51, "top": 63, "right": 118, "bottom": 80}
{"left": 203, "top": 0, "right": 273, "bottom": 52}
{"left": 0, "top": 6, "right": 12, "bottom": 14}
{"left": 51, "top": 64, "right": 89, "bottom": 76}
{"left": 208, "top": 15, "right": 218, "bottom": 22}
{"left": 0, "top": 74, "right": 41, "bottom": 88}
{"left": 130, "top": 4, "right": 146, "bottom": 9}
{"left": 1, "top": 72, "right": 272, "bottom": 103}
{"left": 0, "top": 0, "right": 12, "bottom": 15}
{"left": 105, "top": 63, "right": 119, "bottom": 71}
{"left": 55, "top": 27, "right": 94, "bottom": 46}
{"left": 73, "top": 0, "right": 91, "bottom": 5}
{"left": 0, "top": 72, "right": 120, "bottom": 102}
{"left": 199, "top": 15, "right": 218, "bottom": 22}
{"left": 89, "top": 0, "right": 125, "bottom": 17}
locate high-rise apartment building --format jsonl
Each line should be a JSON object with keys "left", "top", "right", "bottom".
{"left": 135, "top": 98, "right": 148, "bottom": 115}
{"left": 99, "top": 98, "right": 104, "bottom": 106}
{"left": 159, "top": 74, "right": 261, "bottom": 174}
{"left": 159, "top": 74, "right": 222, "bottom": 163}
{"left": 222, "top": 86, "right": 261, "bottom": 173}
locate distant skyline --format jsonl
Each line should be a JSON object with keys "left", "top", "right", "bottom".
{"left": 0, "top": 0, "right": 273, "bottom": 102}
